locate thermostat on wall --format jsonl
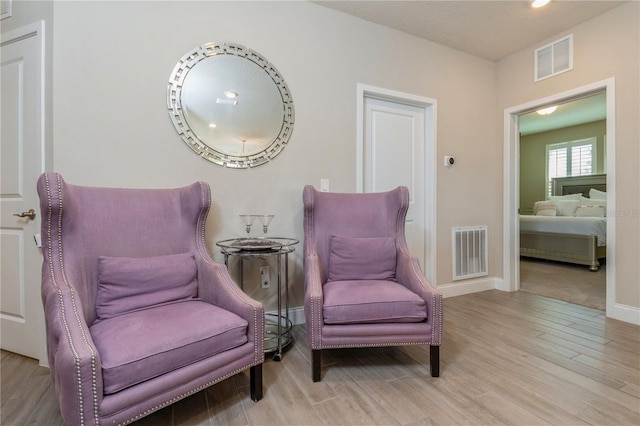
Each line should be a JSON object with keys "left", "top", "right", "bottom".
{"left": 444, "top": 156, "right": 455, "bottom": 167}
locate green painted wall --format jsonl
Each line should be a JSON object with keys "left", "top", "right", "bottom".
{"left": 519, "top": 119, "right": 606, "bottom": 214}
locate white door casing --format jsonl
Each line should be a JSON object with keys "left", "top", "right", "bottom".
{"left": 503, "top": 78, "right": 634, "bottom": 324}
{"left": 1, "top": 21, "right": 46, "bottom": 361}
{"left": 357, "top": 84, "right": 437, "bottom": 285}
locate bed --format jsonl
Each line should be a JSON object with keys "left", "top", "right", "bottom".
{"left": 520, "top": 174, "right": 607, "bottom": 271}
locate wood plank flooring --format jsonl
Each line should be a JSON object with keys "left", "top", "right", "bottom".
{"left": 2, "top": 290, "right": 639, "bottom": 425}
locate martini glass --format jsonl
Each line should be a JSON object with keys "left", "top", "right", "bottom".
{"left": 239, "top": 215, "right": 256, "bottom": 236}
{"left": 258, "top": 215, "right": 274, "bottom": 235}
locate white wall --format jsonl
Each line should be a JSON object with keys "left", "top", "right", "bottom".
{"left": 498, "top": 1, "right": 640, "bottom": 315}
{"left": 50, "top": 1, "right": 499, "bottom": 310}
{"left": 5, "top": 0, "right": 636, "bottom": 323}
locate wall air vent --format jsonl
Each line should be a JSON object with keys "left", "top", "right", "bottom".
{"left": 1, "top": 0, "right": 11, "bottom": 20}
{"left": 535, "top": 34, "right": 573, "bottom": 82}
{"left": 452, "top": 226, "right": 488, "bottom": 281}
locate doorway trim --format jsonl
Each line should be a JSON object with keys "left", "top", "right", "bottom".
{"left": 356, "top": 84, "right": 437, "bottom": 285}
{"left": 502, "top": 77, "right": 632, "bottom": 322}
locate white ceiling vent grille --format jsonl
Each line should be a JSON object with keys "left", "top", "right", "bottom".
{"left": 535, "top": 34, "right": 573, "bottom": 82}
{"left": 1, "top": 0, "right": 12, "bottom": 20}
{"left": 452, "top": 226, "right": 488, "bottom": 281}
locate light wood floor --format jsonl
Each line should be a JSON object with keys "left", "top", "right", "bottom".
{"left": 2, "top": 290, "right": 639, "bottom": 425}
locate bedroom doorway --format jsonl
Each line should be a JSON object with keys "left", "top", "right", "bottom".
{"left": 518, "top": 92, "right": 607, "bottom": 310}
{"left": 503, "top": 78, "right": 616, "bottom": 318}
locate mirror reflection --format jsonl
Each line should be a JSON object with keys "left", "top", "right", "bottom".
{"left": 168, "top": 43, "right": 294, "bottom": 168}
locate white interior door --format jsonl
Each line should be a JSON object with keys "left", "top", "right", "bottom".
{"left": 1, "top": 22, "right": 46, "bottom": 360}
{"left": 363, "top": 96, "right": 426, "bottom": 269}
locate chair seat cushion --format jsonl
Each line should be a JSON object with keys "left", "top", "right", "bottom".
{"left": 323, "top": 280, "right": 427, "bottom": 324}
{"left": 90, "top": 300, "right": 248, "bottom": 394}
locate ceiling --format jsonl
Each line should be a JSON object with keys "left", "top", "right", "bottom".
{"left": 313, "top": 0, "right": 618, "bottom": 134}
{"left": 519, "top": 92, "right": 607, "bottom": 135}
{"left": 313, "top": 0, "right": 627, "bottom": 62}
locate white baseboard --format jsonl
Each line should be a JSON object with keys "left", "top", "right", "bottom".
{"left": 607, "top": 302, "right": 640, "bottom": 326}
{"left": 437, "top": 277, "right": 500, "bottom": 298}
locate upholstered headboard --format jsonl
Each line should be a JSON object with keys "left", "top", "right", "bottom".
{"left": 552, "top": 173, "right": 607, "bottom": 198}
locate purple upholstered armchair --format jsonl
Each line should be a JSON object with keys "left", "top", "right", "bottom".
{"left": 302, "top": 185, "right": 442, "bottom": 382}
{"left": 37, "top": 173, "right": 264, "bottom": 425}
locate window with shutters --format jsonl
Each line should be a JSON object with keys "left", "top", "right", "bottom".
{"left": 546, "top": 137, "right": 596, "bottom": 198}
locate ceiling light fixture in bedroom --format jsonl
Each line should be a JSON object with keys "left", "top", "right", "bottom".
{"left": 531, "top": 0, "right": 551, "bottom": 8}
{"left": 536, "top": 106, "right": 558, "bottom": 115}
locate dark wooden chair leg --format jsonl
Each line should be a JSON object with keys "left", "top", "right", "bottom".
{"left": 430, "top": 345, "right": 440, "bottom": 377}
{"left": 312, "top": 349, "right": 322, "bottom": 382}
{"left": 250, "top": 364, "right": 263, "bottom": 401}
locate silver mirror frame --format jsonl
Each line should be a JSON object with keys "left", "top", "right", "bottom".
{"left": 167, "top": 42, "right": 295, "bottom": 168}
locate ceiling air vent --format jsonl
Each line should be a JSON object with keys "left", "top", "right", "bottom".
{"left": 535, "top": 34, "right": 573, "bottom": 82}
{"left": 1, "top": 0, "right": 11, "bottom": 20}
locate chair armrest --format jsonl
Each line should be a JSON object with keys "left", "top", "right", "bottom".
{"left": 395, "top": 249, "right": 443, "bottom": 345}
{"left": 304, "top": 253, "right": 325, "bottom": 349}
{"left": 42, "top": 275, "right": 103, "bottom": 426}
{"left": 195, "top": 254, "right": 265, "bottom": 357}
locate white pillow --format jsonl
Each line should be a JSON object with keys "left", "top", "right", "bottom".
{"left": 579, "top": 196, "right": 591, "bottom": 206}
{"left": 550, "top": 193, "right": 583, "bottom": 201}
{"left": 579, "top": 196, "right": 606, "bottom": 207}
{"left": 533, "top": 201, "right": 556, "bottom": 216}
{"left": 575, "top": 205, "right": 606, "bottom": 217}
{"left": 589, "top": 188, "right": 607, "bottom": 200}
{"left": 555, "top": 199, "right": 580, "bottom": 216}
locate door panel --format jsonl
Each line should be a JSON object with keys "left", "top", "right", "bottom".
{"left": 1, "top": 22, "right": 45, "bottom": 360}
{"left": 364, "top": 97, "right": 425, "bottom": 267}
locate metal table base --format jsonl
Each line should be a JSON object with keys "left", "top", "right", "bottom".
{"left": 217, "top": 237, "right": 298, "bottom": 361}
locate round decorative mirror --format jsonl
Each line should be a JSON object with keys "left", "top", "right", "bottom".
{"left": 167, "top": 42, "right": 294, "bottom": 168}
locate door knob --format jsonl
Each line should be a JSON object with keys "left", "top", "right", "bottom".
{"left": 13, "top": 209, "right": 36, "bottom": 220}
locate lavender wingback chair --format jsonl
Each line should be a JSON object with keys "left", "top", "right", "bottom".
{"left": 37, "top": 173, "right": 264, "bottom": 425}
{"left": 302, "top": 185, "right": 442, "bottom": 382}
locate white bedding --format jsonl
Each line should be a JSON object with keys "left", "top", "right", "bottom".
{"left": 520, "top": 215, "right": 607, "bottom": 246}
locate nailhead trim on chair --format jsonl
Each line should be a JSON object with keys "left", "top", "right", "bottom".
{"left": 432, "top": 294, "right": 443, "bottom": 345}
{"left": 117, "top": 360, "right": 264, "bottom": 426}
{"left": 304, "top": 185, "right": 443, "bottom": 384}
{"left": 406, "top": 252, "right": 443, "bottom": 346}
{"left": 45, "top": 176, "right": 264, "bottom": 425}
{"left": 194, "top": 182, "right": 263, "bottom": 364}
{"left": 44, "top": 173, "right": 100, "bottom": 425}
{"left": 319, "top": 341, "right": 431, "bottom": 349}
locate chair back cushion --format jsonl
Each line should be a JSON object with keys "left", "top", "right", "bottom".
{"left": 96, "top": 252, "right": 198, "bottom": 321}
{"left": 303, "top": 185, "right": 409, "bottom": 281}
{"left": 328, "top": 235, "right": 396, "bottom": 281}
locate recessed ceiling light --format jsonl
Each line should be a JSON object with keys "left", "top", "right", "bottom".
{"left": 531, "top": 0, "right": 551, "bottom": 8}
{"left": 536, "top": 106, "right": 558, "bottom": 115}
{"left": 224, "top": 91, "right": 238, "bottom": 99}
